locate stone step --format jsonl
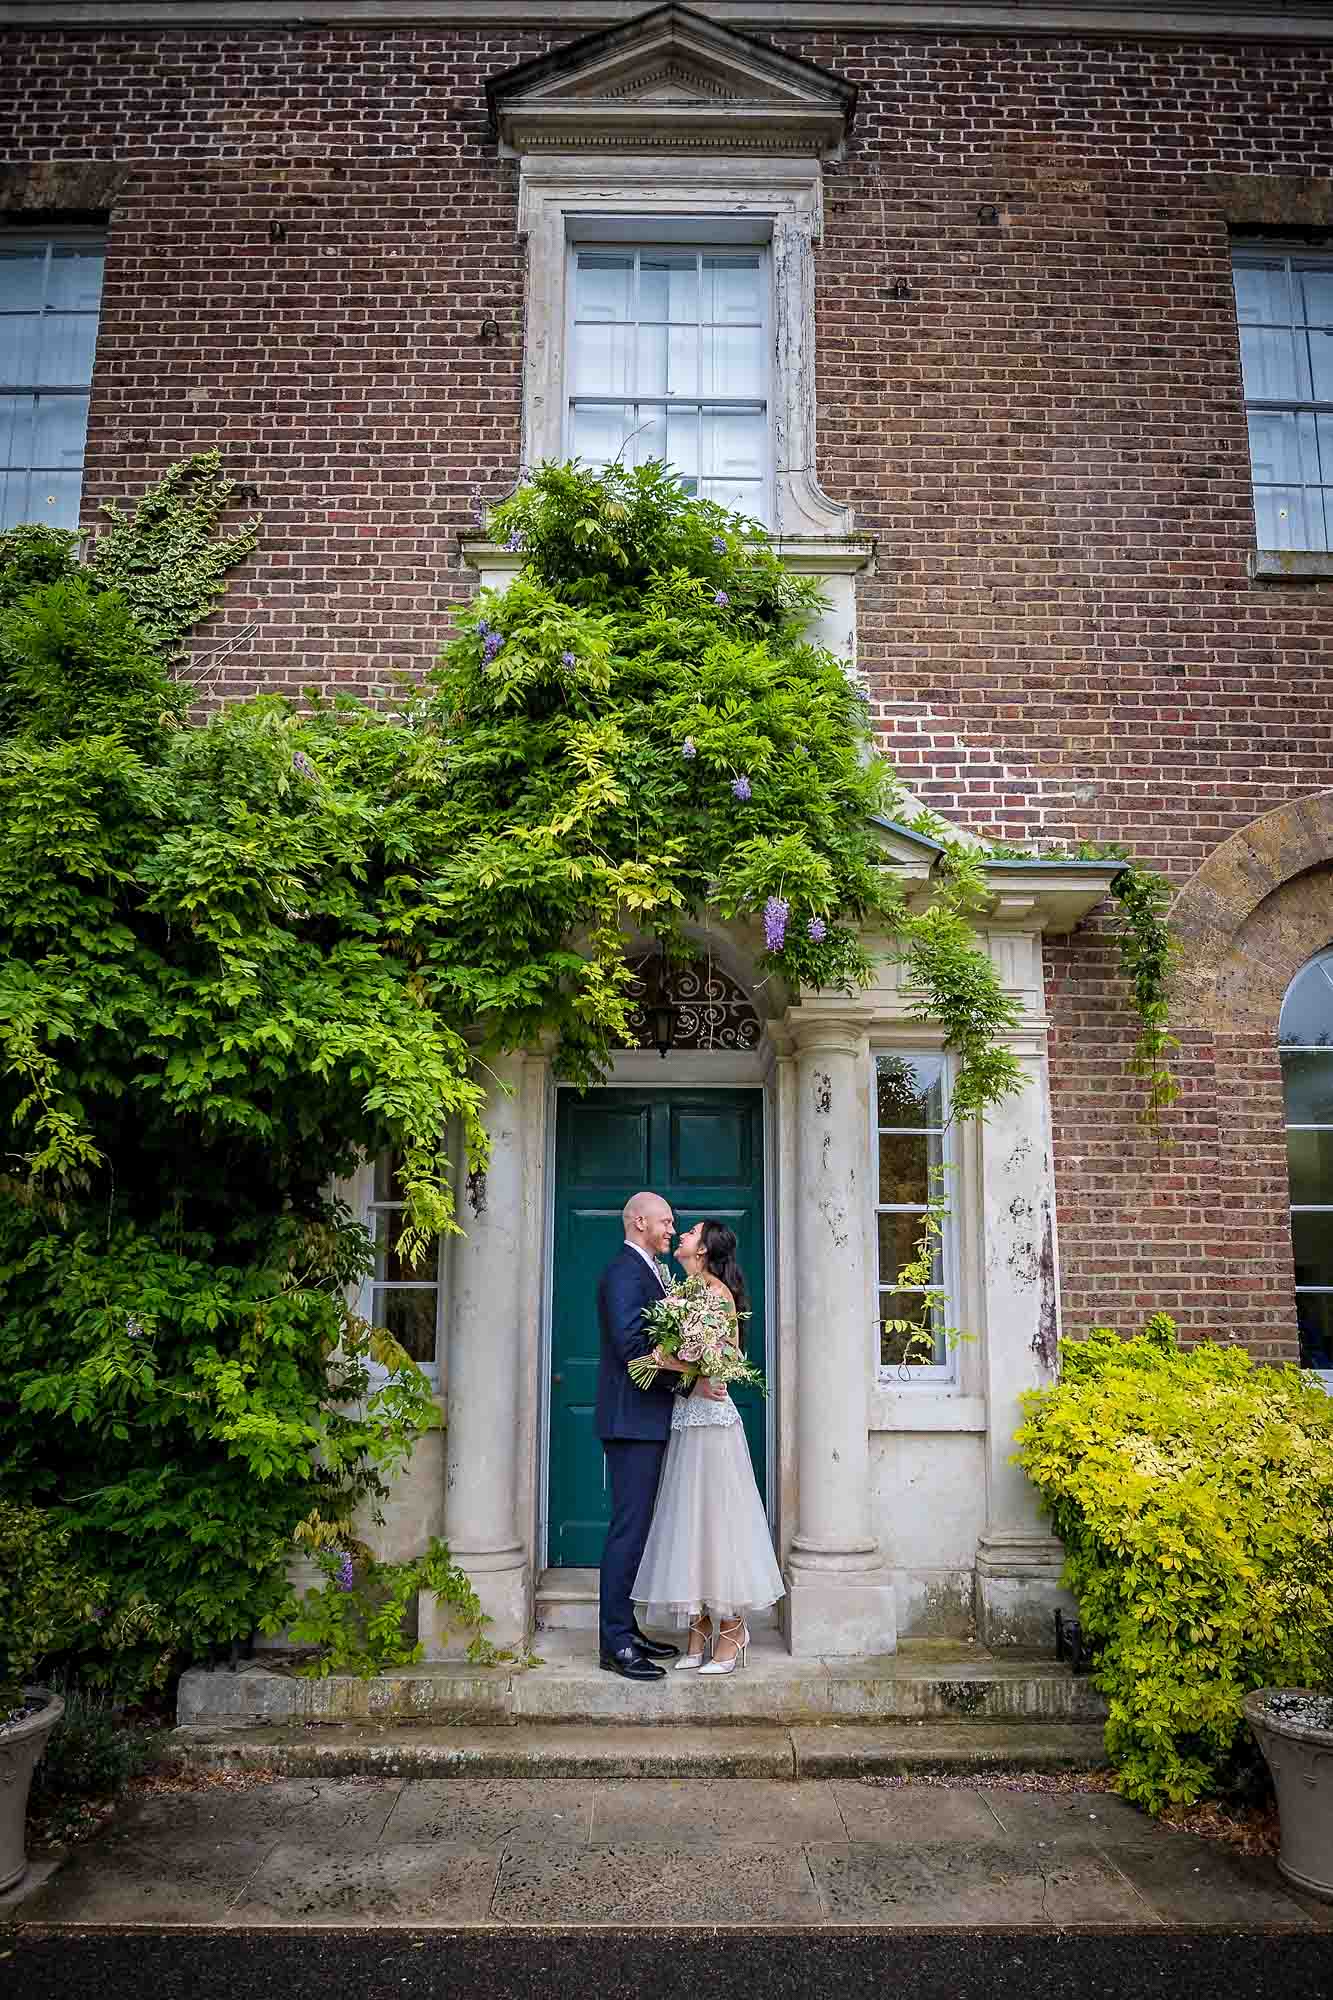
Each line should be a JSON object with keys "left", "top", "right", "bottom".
{"left": 178, "top": 1631, "right": 1107, "bottom": 1731}
{"left": 534, "top": 1568, "right": 778, "bottom": 1631}
{"left": 167, "top": 1719, "right": 1110, "bottom": 1782}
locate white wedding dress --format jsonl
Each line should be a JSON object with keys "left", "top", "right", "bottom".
{"left": 631, "top": 1379, "right": 785, "bottom": 1625}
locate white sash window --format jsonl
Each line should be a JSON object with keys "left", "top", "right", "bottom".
{"left": 0, "top": 232, "right": 104, "bottom": 533}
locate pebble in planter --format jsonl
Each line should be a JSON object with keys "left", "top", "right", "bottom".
{"left": 1244, "top": 1688, "right": 1333, "bottom": 1902}
{"left": 0, "top": 1688, "right": 65, "bottom": 1893}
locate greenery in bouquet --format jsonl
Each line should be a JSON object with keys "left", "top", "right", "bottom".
{"left": 628, "top": 1273, "right": 766, "bottom": 1395}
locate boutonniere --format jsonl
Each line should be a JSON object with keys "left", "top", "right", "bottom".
{"left": 654, "top": 1259, "right": 672, "bottom": 1289}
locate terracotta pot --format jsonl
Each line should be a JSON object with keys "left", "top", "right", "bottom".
{"left": 0, "top": 1688, "right": 65, "bottom": 1893}
{"left": 1244, "top": 1687, "right": 1333, "bottom": 1903}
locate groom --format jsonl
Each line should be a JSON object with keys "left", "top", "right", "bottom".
{"left": 596, "top": 1190, "right": 720, "bottom": 1681}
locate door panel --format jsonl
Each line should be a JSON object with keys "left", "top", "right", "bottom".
{"left": 548, "top": 1089, "right": 766, "bottom": 1568}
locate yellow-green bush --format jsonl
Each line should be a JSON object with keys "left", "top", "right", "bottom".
{"left": 1015, "top": 1315, "right": 1333, "bottom": 1811}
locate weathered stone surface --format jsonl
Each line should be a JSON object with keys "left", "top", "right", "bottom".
{"left": 806, "top": 1837, "right": 1150, "bottom": 1926}
{"left": 588, "top": 1777, "right": 847, "bottom": 1849}
{"left": 235, "top": 1840, "right": 501, "bottom": 1926}
{"left": 491, "top": 1839, "right": 825, "bottom": 1926}
{"left": 790, "top": 1724, "right": 1109, "bottom": 1779}
{"left": 16, "top": 1832, "right": 273, "bottom": 1926}
{"left": 383, "top": 1778, "right": 593, "bottom": 1847}
{"left": 1109, "top": 1841, "right": 1316, "bottom": 1927}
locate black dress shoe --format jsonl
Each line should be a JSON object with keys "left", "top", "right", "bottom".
{"left": 599, "top": 1645, "right": 667, "bottom": 1681}
{"left": 633, "top": 1631, "right": 680, "bottom": 1660}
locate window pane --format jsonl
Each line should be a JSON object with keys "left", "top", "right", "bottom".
{"left": 879, "top": 1131, "right": 929, "bottom": 1205}
{"left": 571, "top": 321, "right": 632, "bottom": 397}
{"left": 701, "top": 407, "right": 764, "bottom": 484}
{"left": 1292, "top": 1211, "right": 1333, "bottom": 1289}
{"left": 1296, "top": 1292, "right": 1333, "bottom": 1370}
{"left": 571, "top": 402, "right": 633, "bottom": 468}
{"left": 373, "top": 1151, "right": 403, "bottom": 1202}
{"left": 1253, "top": 483, "right": 1319, "bottom": 550}
{"left": 0, "top": 249, "right": 46, "bottom": 311}
{"left": 1282, "top": 1050, "right": 1333, "bottom": 1123}
{"left": 372, "top": 1212, "right": 438, "bottom": 1284}
{"left": 1234, "top": 260, "right": 1289, "bottom": 323}
{"left": 1248, "top": 408, "right": 1317, "bottom": 486}
{"left": 39, "top": 312, "right": 99, "bottom": 385}
{"left": 665, "top": 404, "right": 700, "bottom": 481}
{"left": 636, "top": 323, "right": 697, "bottom": 399}
{"left": 703, "top": 254, "right": 763, "bottom": 324}
{"left": 1308, "top": 328, "right": 1333, "bottom": 402}
{"left": 1240, "top": 325, "right": 1310, "bottom": 401}
{"left": 640, "top": 255, "right": 697, "bottom": 324}
{"left": 370, "top": 1287, "right": 438, "bottom": 1365}
{"left": 45, "top": 246, "right": 103, "bottom": 311}
{"left": 574, "top": 254, "right": 631, "bottom": 322}
{"left": 1287, "top": 1127, "right": 1333, "bottom": 1206}
{"left": 0, "top": 314, "right": 42, "bottom": 385}
{"left": 876, "top": 1054, "right": 945, "bottom": 1127}
{"left": 878, "top": 1208, "right": 938, "bottom": 1281}
{"left": 879, "top": 1290, "right": 945, "bottom": 1368}
{"left": 20, "top": 468, "right": 80, "bottom": 529}
{"left": 699, "top": 475, "right": 762, "bottom": 515}
{"left": 32, "top": 393, "right": 88, "bottom": 470}
{"left": 0, "top": 394, "right": 34, "bottom": 470}
{"left": 1295, "top": 265, "right": 1333, "bottom": 327}
{"left": 703, "top": 324, "right": 764, "bottom": 397}
{"left": 1280, "top": 955, "right": 1333, "bottom": 1044}
{"left": 0, "top": 469, "right": 33, "bottom": 530}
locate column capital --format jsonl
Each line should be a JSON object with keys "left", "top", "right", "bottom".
{"left": 788, "top": 1011, "right": 868, "bottom": 1058}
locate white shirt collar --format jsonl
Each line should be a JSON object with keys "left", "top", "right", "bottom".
{"left": 625, "top": 1239, "right": 665, "bottom": 1286}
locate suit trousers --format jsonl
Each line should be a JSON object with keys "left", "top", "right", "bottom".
{"left": 599, "top": 1436, "right": 667, "bottom": 1657}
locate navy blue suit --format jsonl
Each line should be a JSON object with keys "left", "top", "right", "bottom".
{"left": 596, "top": 1244, "right": 677, "bottom": 1656}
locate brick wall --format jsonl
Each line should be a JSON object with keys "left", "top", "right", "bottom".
{"left": 3, "top": 21, "right": 1331, "bottom": 1355}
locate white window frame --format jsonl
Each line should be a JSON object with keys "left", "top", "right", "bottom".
{"left": 871, "top": 1049, "right": 959, "bottom": 1388}
{"left": 0, "top": 227, "right": 105, "bottom": 534}
{"left": 563, "top": 238, "right": 773, "bottom": 526}
{"left": 1280, "top": 947, "right": 1333, "bottom": 1390}
{"left": 1234, "top": 242, "right": 1333, "bottom": 554}
{"left": 350, "top": 1153, "right": 445, "bottom": 1389}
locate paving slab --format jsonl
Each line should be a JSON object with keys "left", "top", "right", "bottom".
{"left": 14, "top": 1832, "right": 275, "bottom": 1926}
{"left": 382, "top": 1778, "right": 594, "bottom": 1847}
{"left": 234, "top": 1840, "right": 501, "bottom": 1926}
{"left": 807, "top": 1838, "right": 1154, "bottom": 1928}
{"left": 589, "top": 1777, "right": 848, "bottom": 1848}
{"left": 979, "top": 1790, "right": 1170, "bottom": 1849}
{"left": 830, "top": 1781, "right": 1007, "bottom": 1844}
{"left": 1108, "top": 1839, "right": 1316, "bottom": 1927}
{"left": 490, "top": 1839, "right": 825, "bottom": 1926}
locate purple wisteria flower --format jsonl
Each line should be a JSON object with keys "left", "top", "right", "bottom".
{"left": 334, "top": 1550, "right": 355, "bottom": 1593}
{"left": 125, "top": 1316, "right": 145, "bottom": 1343}
{"left": 731, "top": 774, "right": 752, "bottom": 802}
{"left": 763, "top": 896, "right": 790, "bottom": 952}
{"left": 484, "top": 633, "right": 504, "bottom": 661}
{"left": 90, "top": 1607, "right": 106, "bottom": 1623}
{"left": 713, "top": 589, "right": 730, "bottom": 608}
{"left": 561, "top": 650, "right": 577, "bottom": 668}
{"left": 711, "top": 536, "right": 727, "bottom": 554}
{"left": 470, "top": 484, "right": 486, "bottom": 529}
{"left": 807, "top": 916, "right": 828, "bottom": 943}
{"left": 682, "top": 737, "right": 697, "bottom": 760}
{"left": 291, "top": 751, "right": 317, "bottom": 782}
{"left": 504, "top": 529, "right": 525, "bottom": 552}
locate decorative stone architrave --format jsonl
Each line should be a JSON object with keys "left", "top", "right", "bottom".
{"left": 486, "top": 5, "right": 857, "bottom": 161}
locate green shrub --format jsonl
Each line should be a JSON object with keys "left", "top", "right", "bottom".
{"left": 280, "top": 1539, "right": 495, "bottom": 1676}
{"left": 0, "top": 1500, "right": 102, "bottom": 1689}
{"left": 1016, "top": 1316, "right": 1333, "bottom": 1811}
{"left": 30, "top": 1686, "right": 165, "bottom": 1802}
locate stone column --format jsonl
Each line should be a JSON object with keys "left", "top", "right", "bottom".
{"left": 783, "top": 1017, "right": 898, "bottom": 1657}
{"left": 420, "top": 1051, "right": 530, "bottom": 1656}
{"left": 973, "top": 1032, "right": 1071, "bottom": 1650}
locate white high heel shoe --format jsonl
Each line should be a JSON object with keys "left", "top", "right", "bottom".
{"left": 698, "top": 1622, "right": 749, "bottom": 1675}
{"left": 674, "top": 1618, "right": 713, "bottom": 1670}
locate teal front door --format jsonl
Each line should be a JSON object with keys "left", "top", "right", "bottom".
{"left": 547, "top": 1088, "right": 767, "bottom": 1568}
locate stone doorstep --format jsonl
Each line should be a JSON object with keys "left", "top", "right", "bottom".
{"left": 177, "top": 1631, "right": 1107, "bottom": 1731}
{"left": 164, "top": 1720, "right": 1112, "bottom": 1782}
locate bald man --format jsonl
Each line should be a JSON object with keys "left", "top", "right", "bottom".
{"left": 594, "top": 1191, "right": 684, "bottom": 1679}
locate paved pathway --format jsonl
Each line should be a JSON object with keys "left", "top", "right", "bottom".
{"left": 5, "top": 1776, "right": 1328, "bottom": 1930}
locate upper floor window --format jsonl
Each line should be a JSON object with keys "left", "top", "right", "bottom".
{"left": 1233, "top": 246, "right": 1333, "bottom": 553}
{"left": 874, "top": 1053, "right": 956, "bottom": 1384}
{"left": 0, "top": 232, "right": 104, "bottom": 533}
{"left": 1280, "top": 949, "right": 1333, "bottom": 1376}
{"left": 566, "top": 244, "right": 769, "bottom": 523}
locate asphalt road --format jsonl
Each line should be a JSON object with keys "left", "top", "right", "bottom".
{"left": 6, "top": 1928, "right": 1332, "bottom": 2000}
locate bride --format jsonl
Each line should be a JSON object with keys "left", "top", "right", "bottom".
{"left": 631, "top": 1218, "right": 784, "bottom": 1674}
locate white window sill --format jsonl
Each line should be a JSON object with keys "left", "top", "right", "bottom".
{"left": 869, "top": 1391, "right": 986, "bottom": 1433}
{"left": 1249, "top": 550, "right": 1333, "bottom": 581}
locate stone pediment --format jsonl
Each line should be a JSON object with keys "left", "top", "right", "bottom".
{"left": 487, "top": 5, "right": 855, "bottom": 159}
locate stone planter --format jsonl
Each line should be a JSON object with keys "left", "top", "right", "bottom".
{"left": 0, "top": 1688, "right": 64, "bottom": 1893}
{"left": 1244, "top": 1687, "right": 1333, "bottom": 1902}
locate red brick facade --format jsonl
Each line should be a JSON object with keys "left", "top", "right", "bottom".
{"left": 3, "top": 17, "right": 1331, "bottom": 1357}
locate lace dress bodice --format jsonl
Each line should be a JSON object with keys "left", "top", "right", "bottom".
{"left": 671, "top": 1386, "right": 740, "bottom": 1430}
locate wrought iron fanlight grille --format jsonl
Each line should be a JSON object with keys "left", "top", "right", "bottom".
{"left": 625, "top": 955, "right": 761, "bottom": 1055}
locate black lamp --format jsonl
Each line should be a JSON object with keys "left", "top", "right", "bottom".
{"left": 646, "top": 951, "right": 677, "bottom": 1059}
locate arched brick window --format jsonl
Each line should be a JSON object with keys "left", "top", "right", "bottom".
{"left": 1280, "top": 949, "right": 1333, "bottom": 1372}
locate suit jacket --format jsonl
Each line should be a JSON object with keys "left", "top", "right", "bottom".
{"left": 595, "top": 1243, "right": 679, "bottom": 1442}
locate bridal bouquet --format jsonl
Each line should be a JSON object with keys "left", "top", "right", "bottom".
{"left": 627, "top": 1273, "right": 767, "bottom": 1395}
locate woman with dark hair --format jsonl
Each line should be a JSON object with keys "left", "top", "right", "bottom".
{"left": 630, "top": 1218, "right": 784, "bottom": 1675}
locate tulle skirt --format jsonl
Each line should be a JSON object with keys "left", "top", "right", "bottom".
{"left": 631, "top": 1417, "right": 785, "bottom": 1624}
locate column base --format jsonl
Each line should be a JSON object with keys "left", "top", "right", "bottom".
{"left": 783, "top": 1565, "right": 898, "bottom": 1659}
{"left": 419, "top": 1549, "right": 530, "bottom": 1660}
{"left": 974, "top": 1531, "right": 1073, "bottom": 1652}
